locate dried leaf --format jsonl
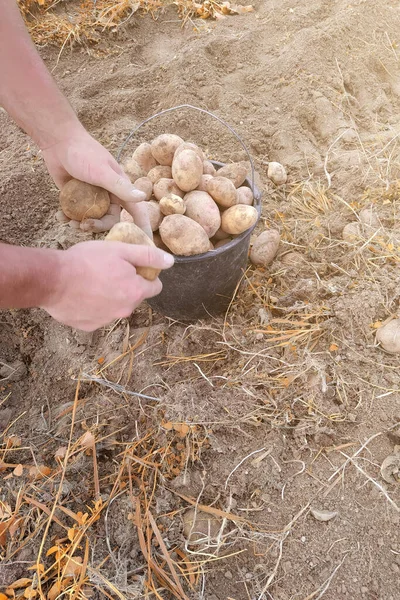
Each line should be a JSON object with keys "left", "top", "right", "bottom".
{"left": 64, "top": 555, "right": 83, "bottom": 577}
{"left": 47, "top": 579, "right": 72, "bottom": 600}
{"left": 55, "top": 446, "right": 67, "bottom": 460}
{"left": 24, "top": 587, "right": 37, "bottom": 599}
{"left": 0, "top": 593, "right": 8, "bottom": 600}
{"left": 97, "top": 356, "right": 105, "bottom": 365}
{"left": 28, "top": 465, "right": 51, "bottom": 479}
{"left": 310, "top": 508, "right": 338, "bottom": 522}
{"left": 80, "top": 430, "right": 95, "bottom": 449}
{"left": 13, "top": 464, "right": 23, "bottom": 477}
{"left": 329, "top": 343, "right": 339, "bottom": 352}
{"left": 46, "top": 545, "right": 60, "bottom": 557}
{"left": 7, "top": 579, "right": 32, "bottom": 590}
{"left": 27, "top": 563, "right": 44, "bottom": 573}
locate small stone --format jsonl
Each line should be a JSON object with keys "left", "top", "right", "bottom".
{"left": 391, "top": 563, "right": 400, "bottom": 573}
{"left": 245, "top": 572, "right": 253, "bottom": 580}
{"left": 301, "top": 536, "right": 306, "bottom": 543}
{"left": 348, "top": 413, "right": 357, "bottom": 422}
{"left": 224, "top": 570, "right": 233, "bottom": 579}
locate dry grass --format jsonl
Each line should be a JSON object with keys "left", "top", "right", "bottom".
{"left": 18, "top": 0, "right": 254, "bottom": 49}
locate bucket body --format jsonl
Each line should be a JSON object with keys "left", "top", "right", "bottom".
{"left": 148, "top": 161, "right": 262, "bottom": 321}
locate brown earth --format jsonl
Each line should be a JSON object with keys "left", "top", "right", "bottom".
{"left": 1, "top": 1, "right": 400, "bottom": 599}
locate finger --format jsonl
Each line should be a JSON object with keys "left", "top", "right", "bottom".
{"left": 113, "top": 242, "right": 174, "bottom": 269}
{"left": 124, "top": 201, "right": 153, "bottom": 240}
{"left": 98, "top": 169, "right": 147, "bottom": 205}
{"left": 136, "top": 276, "right": 163, "bottom": 300}
{"left": 80, "top": 214, "right": 120, "bottom": 233}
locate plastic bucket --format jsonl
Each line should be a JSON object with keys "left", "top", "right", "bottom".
{"left": 118, "top": 105, "right": 262, "bottom": 321}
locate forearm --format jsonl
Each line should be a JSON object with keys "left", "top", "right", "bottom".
{"left": 0, "top": 243, "right": 61, "bottom": 309}
{"left": 0, "top": 1, "right": 82, "bottom": 149}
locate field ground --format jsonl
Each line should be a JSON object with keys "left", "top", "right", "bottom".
{"left": 0, "top": 1, "right": 400, "bottom": 599}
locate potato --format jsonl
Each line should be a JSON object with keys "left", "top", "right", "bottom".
{"left": 159, "top": 193, "right": 186, "bottom": 216}
{"left": 132, "top": 142, "right": 157, "bottom": 173}
{"left": 175, "top": 142, "right": 205, "bottom": 162}
{"left": 105, "top": 222, "right": 160, "bottom": 281}
{"left": 237, "top": 186, "right": 254, "bottom": 206}
{"left": 147, "top": 200, "right": 164, "bottom": 232}
{"left": 216, "top": 162, "right": 247, "bottom": 188}
{"left": 213, "top": 227, "right": 230, "bottom": 242}
{"left": 215, "top": 238, "right": 232, "bottom": 249}
{"left": 133, "top": 177, "right": 153, "bottom": 201}
{"left": 147, "top": 165, "right": 172, "bottom": 184}
{"left": 153, "top": 178, "right": 184, "bottom": 201}
{"left": 59, "top": 179, "right": 110, "bottom": 221}
{"left": 376, "top": 319, "right": 400, "bottom": 353}
{"left": 221, "top": 205, "right": 258, "bottom": 235}
{"left": 123, "top": 158, "right": 146, "bottom": 182}
{"left": 207, "top": 176, "right": 238, "bottom": 208}
{"left": 151, "top": 134, "right": 184, "bottom": 166}
{"left": 250, "top": 230, "right": 280, "bottom": 266}
{"left": 197, "top": 174, "right": 214, "bottom": 192}
{"left": 267, "top": 162, "right": 287, "bottom": 185}
{"left": 172, "top": 149, "right": 203, "bottom": 192}
{"left": 203, "top": 160, "right": 216, "bottom": 176}
{"left": 184, "top": 191, "right": 221, "bottom": 238}
{"left": 159, "top": 214, "right": 210, "bottom": 256}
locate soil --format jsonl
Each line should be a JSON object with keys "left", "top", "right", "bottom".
{"left": 1, "top": 1, "right": 400, "bottom": 599}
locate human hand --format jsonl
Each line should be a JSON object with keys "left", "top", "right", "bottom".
{"left": 41, "top": 240, "right": 174, "bottom": 331}
{"left": 43, "top": 124, "right": 152, "bottom": 237}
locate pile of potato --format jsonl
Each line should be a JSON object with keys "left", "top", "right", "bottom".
{"left": 119, "top": 134, "right": 258, "bottom": 256}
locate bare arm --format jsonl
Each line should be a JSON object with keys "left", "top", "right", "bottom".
{"left": 0, "top": 241, "right": 173, "bottom": 331}
{"left": 0, "top": 0, "right": 151, "bottom": 235}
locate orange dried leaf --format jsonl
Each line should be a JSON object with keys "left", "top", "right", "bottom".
{"left": 329, "top": 343, "right": 339, "bottom": 352}
{"left": 162, "top": 421, "right": 173, "bottom": 430}
{"left": 7, "top": 579, "right": 32, "bottom": 590}
{"left": 27, "top": 563, "right": 44, "bottom": 573}
{"left": 97, "top": 356, "right": 105, "bottom": 365}
{"left": 47, "top": 579, "right": 72, "bottom": 600}
{"left": 13, "top": 464, "right": 23, "bottom": 477}
{"left": 46, "top": 545, "right": 60, "bottom": 557}
{"left": 24, "top": 587, "right": 37, "bottom": 599}
{"left": 29, "top": 465, "right": 51, "bottom": 479}
{"left": 372, "top": 321, "right": 382, "bottom": 329}
{"left": 0, "top": 593, "right": 8, "bottom": 600}
{"left": 67, "top": 527, "right": 77, "bottom": 542}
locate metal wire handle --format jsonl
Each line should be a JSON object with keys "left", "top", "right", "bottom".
{"left": 116, "top": 104, "right": 256, "bottom": 193}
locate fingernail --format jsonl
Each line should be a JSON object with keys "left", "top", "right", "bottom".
{"left": 132, "top": 189, "right": 146, "bottom": 201}
{"left": 162, "top": 251, "right": 174, "bottom": 267}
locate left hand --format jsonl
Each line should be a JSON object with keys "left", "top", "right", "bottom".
{"left": 42, "top": 125, "right": 152, "bottom": 237}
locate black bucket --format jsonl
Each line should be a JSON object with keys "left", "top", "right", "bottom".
{"left": 118, "top": 105, "right": 262, "bottom": 321}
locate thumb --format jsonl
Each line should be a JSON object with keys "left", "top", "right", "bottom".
{"left": 97, "top": 165, "right": 147, "bottom": 204}
{"left": 118, "top": 243, "right": 175, "bottom": 270}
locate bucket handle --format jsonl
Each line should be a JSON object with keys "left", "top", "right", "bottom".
{"left": 116, "top": 104, "right": 256, "bottom": 193}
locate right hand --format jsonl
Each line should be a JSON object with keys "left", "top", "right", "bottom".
{"left": 41, "top": 240, "right": 174, "bottom": 331}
